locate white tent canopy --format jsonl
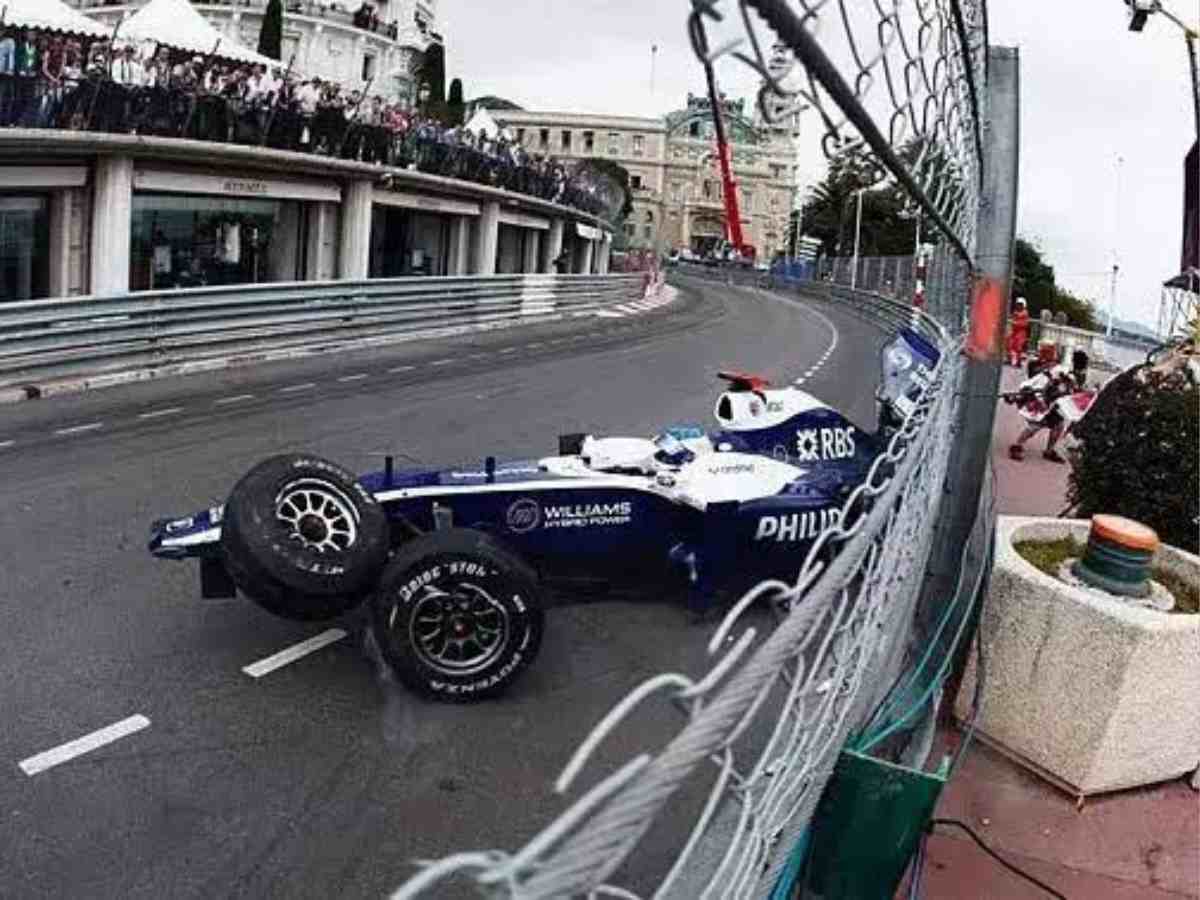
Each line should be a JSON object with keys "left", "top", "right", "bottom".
{"left": 117, "top": 0, "right": 279, "bottom": 67}
{"left": 0, "top": 0, "right": 111, "bottom": 38}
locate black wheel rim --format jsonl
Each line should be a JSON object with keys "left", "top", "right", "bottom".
{"left": 402, "top": 581, "right": 510, "bottom": 675}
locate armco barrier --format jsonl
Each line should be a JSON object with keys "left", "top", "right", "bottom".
{"left": 0, "top": 274, "right": 642, "bottom": 390}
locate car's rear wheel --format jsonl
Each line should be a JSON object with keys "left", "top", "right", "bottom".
{"left": 221, "top": 454, "right": 390, "bottom": 621}
{"left": 369, "top": 528, "right": 544, "bottom": 701}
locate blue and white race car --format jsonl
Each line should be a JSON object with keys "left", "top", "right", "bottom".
{"left": 149, "top": 329, "right": 938, "bottom": 700}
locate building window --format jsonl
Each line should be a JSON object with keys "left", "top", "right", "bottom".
{"left": 689, "top": 120, "right": 700, "bottom": 137}
{"left": 631, "top": 174, "right": 642, "bottom": 190}
{"left": 770, "top": 195, "right": 780, "bottom": 211}
{"left": 583, "top": 130, "right": 595, "bottom": 152}
{"left": 703, "top": 180, "right": 714, "bottom": 200}
{"left": 607, "top": 132, "right": 621, "bottom": 155}
{"left": 539, "top": 128, "right": 550, "bottom": 150}
{"left": 0, "top": 196, "right": 49, "bottom": 301}
{"left": 624, "top": 222, "right": 635, "bottom": 237}
{"left": 670, "top": 182, "right": 680, "bottom": 202}
{"left": 632, "top": 134, "right": 645, "bottom": 156}
{"left": 743, "top": 190, "right": 753, "bottom": 212}
{"left": 361, "top": 52, "right": 376, "bottom": 81}
{"left": 561, "top": 129, "right": 571, "bottom": 151}
{"left": 130, "top": 194, "right": 294, "bottom": 292}
{"left": 672, "top": 146, "right": 683, "bottom": 160}
{"left": 644, "top": 210, "right": 654, "bottom": 223}
{"left": 516, "top": 128, "right": 526, "bottom": 145}
{"left": 643, "top": 224, "right": 653, "bottom": 239}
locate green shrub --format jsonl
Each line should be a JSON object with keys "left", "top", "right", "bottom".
{"left": 1068, "top": 365, "right": 1199, "bottom": 554}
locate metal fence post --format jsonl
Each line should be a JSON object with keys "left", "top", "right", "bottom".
{"left": 919, "top": 46, "right": 1021, "bottom": 725}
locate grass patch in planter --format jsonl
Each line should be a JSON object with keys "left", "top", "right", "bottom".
{"left": 1014, "top": 537, "right": 1198, "bottom": 614}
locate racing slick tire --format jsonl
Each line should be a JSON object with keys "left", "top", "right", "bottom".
{"left": 221, "top": 454, "right": 390, "bottom": 621}
{"left": 369, "top": 528, "right": 544, "bottom": 702}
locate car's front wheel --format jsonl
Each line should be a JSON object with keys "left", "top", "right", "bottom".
{"left": 369, "top": 528, "right": 544, "bottom": 701}
{"left": 221, "top": 454, "right": 390, "bottom": 621}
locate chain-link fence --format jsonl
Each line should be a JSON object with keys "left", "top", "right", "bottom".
{"left": 389, "top": 1, "right": 1011, "bottom": 896}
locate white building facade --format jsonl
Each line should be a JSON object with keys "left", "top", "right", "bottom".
{"left": 71, "top": 0, "right": 440, "bottom": 106}
{"left": 494, "top": 94, "right": 799, "bottom": 258}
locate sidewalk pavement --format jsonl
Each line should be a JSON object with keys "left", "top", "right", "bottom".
{"left": 904, "top": 366, "right": 1199, "bottom": 899}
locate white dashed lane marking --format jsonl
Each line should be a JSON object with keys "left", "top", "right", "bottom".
{"left": 18, "top": 715, "right": 151, "bottom": 777}
{"left": 242, "top": 629, "right": 348, "bottom": 679}
{"left": 215, "top": 394, "right": 255, "bottom": 405}
{"left": 387, "top": 365, "right": 415, "bottom": 374}
{"left": 280, "top": 382, "right": 316, "bottom": 393}
{"left": 0, "top": 440, "right": 13, "bottom": 449}
{"left": 137, "top": 407, "right": 183, "bottom": 420}
{"left": 498, "top": 347, "right": 517, "bottom": 354}
{"left": 430, "top": 359, "right": 454, "bottom": 367}
{"left": 337, "top": 373, "right": 369, "bottom": 382}
{"left": 54, "top": 422, "right": 104, "bottom": 436}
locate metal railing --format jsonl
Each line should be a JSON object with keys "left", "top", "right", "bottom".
{"left": 0, "top": 274, "right": 642, "bottom": 389}
{"left": 1029, "top": 319, "right": 1156, "bottom": 373}
{"left": 389, "top": 277, "right": 964, "bottom": 899}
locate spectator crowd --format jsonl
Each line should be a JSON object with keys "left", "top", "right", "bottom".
{"left": 0, "top": 26, "right": 609, "bottom": 218}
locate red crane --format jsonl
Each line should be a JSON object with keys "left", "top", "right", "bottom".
{"left": 696, "top": 30, "right": 752, "bottom": 261}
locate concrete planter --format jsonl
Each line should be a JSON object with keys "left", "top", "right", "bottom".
{"left": 956, "top": 516, "right": 1200, "bottom": 799}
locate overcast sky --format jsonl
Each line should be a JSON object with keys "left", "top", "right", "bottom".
{"left": 443, "top": 1, "right": 1196, "bottom": 330}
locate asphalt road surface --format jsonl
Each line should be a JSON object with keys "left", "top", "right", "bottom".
{"left": 0, "top": 277, "right": 887, "bottom": 899}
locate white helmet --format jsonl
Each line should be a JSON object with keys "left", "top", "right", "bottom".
{"left": 1015, "top": 297, "right": 1027, "bottom": 307}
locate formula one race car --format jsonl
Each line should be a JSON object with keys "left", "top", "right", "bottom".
{"left": 149, "top": 329, "right": 939, "bottom": 701}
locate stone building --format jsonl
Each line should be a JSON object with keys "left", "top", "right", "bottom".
{"left": 493, "top": 93, "right": 798, "bottom": 257}
{"left": 72, "top": 0, "right": 439, "bottom": 106}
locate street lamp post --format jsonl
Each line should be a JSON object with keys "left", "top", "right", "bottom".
{"left": 850, "top": 187, "right": 864, "bottom": 289}
{"left": 1125, "top": 1, "right": 1200, "bottom": 145}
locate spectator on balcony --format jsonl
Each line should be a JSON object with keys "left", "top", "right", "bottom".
{"left": 0, "top": 27, "right": 15, "bottom": 127}
{"left": 112, "top": 44, "right": 144, "bottom": 86}
{"left": 38, "top": 36, "right": 66, "bottom": 127}
{"left": 13, "top": 30, "right": 40, "bottom": 127}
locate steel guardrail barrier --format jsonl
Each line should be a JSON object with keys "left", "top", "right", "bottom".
{"left": 0, "top": 274, "right": 643, "bottom": 390}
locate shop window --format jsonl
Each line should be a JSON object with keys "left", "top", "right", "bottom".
{"left": 130, "top": 194, "right": 296, "bottom": 291}
{"left": 369, "top": 206, "right": 451, "bottom": 278}
{"left": 561, "top": 130, "right": 572, "bottom": 151}
{"left": 0, "top": 196, "right": 49, "bottom": 301}
{"left": 583, "top": 130, "right": 595, "bottom": 152}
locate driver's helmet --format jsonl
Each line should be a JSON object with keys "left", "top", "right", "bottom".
{"left": 653, "top": 432, "right": 695, "bottom": 467}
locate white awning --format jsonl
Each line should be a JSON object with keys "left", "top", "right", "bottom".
{"left": 118, "top": 0, "right": 280, "bottom": 67}
{"left": 575, "top": 222, "right": 602, "bottom": 241}
{"left": 1, "top": 0, "right": 110, "bottom": 38}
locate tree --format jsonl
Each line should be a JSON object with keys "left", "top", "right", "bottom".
{"left": 257, "top": 0, "right": 283, "bottom": 60}
{"left": 799, "top": 143, "right": 921, "bottom": 259}
{"left": 470, "top": 95, "right": 524, "bottom": 111}
{"left": 446, "top": 78, "right": 465, "bottom": 126}
{"left": 1013, "top": 238, "right": 1100, "bottom": 329}
{"left": 417, "top": 43, "right": 446, "bottom": 121}
{"left": 570, "top": 158, "right": 634, "bottom": 226}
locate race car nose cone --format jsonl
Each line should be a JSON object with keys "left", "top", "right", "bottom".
{"left": 299, "top": 514, "right": 328, "bottom": 544}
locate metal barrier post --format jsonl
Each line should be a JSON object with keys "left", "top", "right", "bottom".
{"left": 922, "top": 46, "right": 1020, "bottom": 715}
